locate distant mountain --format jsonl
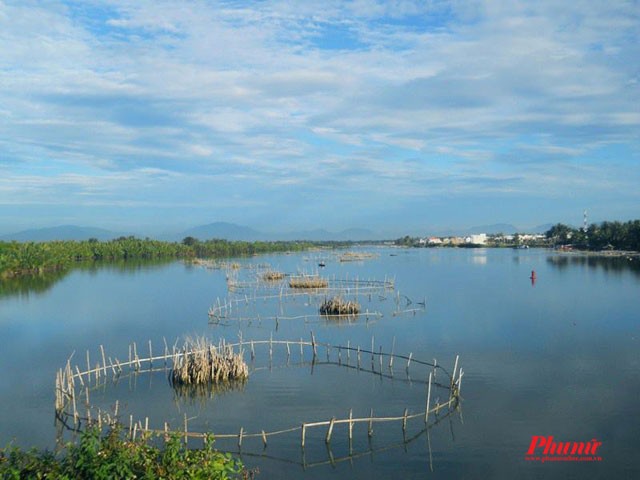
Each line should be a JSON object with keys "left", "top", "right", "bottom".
{"left": 1, "top": 225, "right": 122, "bottom": 242}
{"left": 466, "top": 223, "right": 519, "bottom": 234}
{"left": 178, "top": 222, "right": 380, "bottom": 241}
{"left": 180, "top": 222, "right": 264, "bottom": 241}
{"left": 277, "top": 227, "right": 378, "bottom": 241}
{"left": 531, "top": 223, "right": 554, "bottom": 234}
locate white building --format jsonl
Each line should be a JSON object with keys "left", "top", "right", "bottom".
{"left": 465, "top": 233, "right": 487, "bottom": 245}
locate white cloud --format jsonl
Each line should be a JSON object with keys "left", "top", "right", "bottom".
{"left": 0, "top": 0, "right": 638, "bottom": 229}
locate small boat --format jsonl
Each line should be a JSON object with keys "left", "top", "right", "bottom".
{"left": 318, "top": 261, "right": 326, "bottom": 267}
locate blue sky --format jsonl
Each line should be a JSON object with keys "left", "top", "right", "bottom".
{"left": 0, "top": 0, "right": 638, "bottom": 236}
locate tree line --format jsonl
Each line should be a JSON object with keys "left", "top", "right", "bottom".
{"left": 546, "top": 219, "right": 640, "bottom": 251}
{"left": 0, "top": 236, "right": 335, "bottom": 278}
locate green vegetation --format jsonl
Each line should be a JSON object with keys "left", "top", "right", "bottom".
{"left": 0, "top": 236, "right": 322, "bottom": 278}
{"left": 0, "top": 425, "right": 254, "bottom": 479}
{"left": 546, "top": 220, "right": 640, "bottom": 251}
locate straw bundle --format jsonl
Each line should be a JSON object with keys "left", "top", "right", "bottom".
{"left": 171, "top": 337, "right": 248, "bottom": 387}
{"left": 289, "top": 276, "right": 328, "bottom": 289}
{"left": 319, "top": 297, "right": 361, "bottom": 315}
{"left": 262, "top": 270, "right": 285, "bottom": 281}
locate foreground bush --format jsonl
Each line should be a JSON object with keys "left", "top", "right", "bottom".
{"left": 0, "top": 425, "right": 255, "bottom": 479}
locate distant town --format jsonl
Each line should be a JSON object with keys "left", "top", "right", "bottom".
{"left": 395, "top": 232, "right": 547, "bottom": 248}
{"left": 395, "top": 220, "right": 640, "bottom": 252}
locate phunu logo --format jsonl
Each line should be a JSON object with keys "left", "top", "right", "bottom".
{"left": 524, "top": 436, "right": 602, "bottom": 462}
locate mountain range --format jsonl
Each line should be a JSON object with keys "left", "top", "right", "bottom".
{"left": 0, "top": 223, "right": 380, "bottom": 242}
{"left": 0, "top": 221, "right": 554, "bottom": 242}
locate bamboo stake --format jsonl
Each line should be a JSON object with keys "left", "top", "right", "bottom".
{"left": 425, "top": 372, "right": 432, "bottom": 424}
{"left": 301, "top": 423, "right": 306, "bottom": 448}
{"left": 451, "top": 355, "right": 459, "bottom": 390}
{"left": 184, "top": 414, "right": 188, "bottom": 445}
{"left": 148, "top": 340, "right": 153, "bottom": 368}
{"left": 402, "top": 408, "right": 408, "bottom": 432}
{"left": 390, "top": 337, "right": 395, "bottom": 368}
{"left": 348, "top": 409, "right": 353, "bottom": 441}
{"left": 238, "top": 427, "right": 244, "bottom": 448}
{"left": 368, "top": 409, "right": 374, "bottom": 437}
{"left": 100, "top": 345, "right": 107, "bottom": 377}
{"left": 325, "top": 417, "right": 335, "bottom": 443}
{"left": 261, "top": 430, "right": 267, "bottom": 447}
{"left": 75, "top": 366, "right": 85, "bottom": 386}
{"left": 371, "top": 337, "right": 375, "bottom": 363}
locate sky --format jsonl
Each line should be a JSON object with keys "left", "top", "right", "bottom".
{"left": 0, "top": 0, "right": 638, "bottom": 237}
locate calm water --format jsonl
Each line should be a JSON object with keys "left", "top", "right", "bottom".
{"left": 1, "top": 248, "right": 638, "bottom": 479}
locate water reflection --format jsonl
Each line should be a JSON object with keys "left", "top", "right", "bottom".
{"left": 0, "top": 258, "right": 180, "bottom": 298}
{"left": 547, "top": 254, "right": 640, "bottom": 276}
{"left": 0, "top": 269, "right": 70, "bottom": 298}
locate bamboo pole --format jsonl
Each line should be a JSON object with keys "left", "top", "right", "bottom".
{"left": 368, "top": 409, "right": 374, "bottom": 437}
{"left": 451, "top": 355, "right": 459, "bottom": 390}
{"left": 425, "top": 372, "right": 432, "bottom": 424}
{"left": 100, "top": 345, "right": 107, "bottom": 377}
{"left": 301, "top": 423, "right": 306, "bottom": 448}
{"left": 390, "top": 337, "right": 395, "bottom": 368}
{"left": 75, "top": 366, "right": 85, "bottom": 386}
{"left": 348, "top": 409, "right": 353, "bottom": 441}
{"left": 184, "top": 414, "right": 188, "bottom": 445}
{"left": 325, "top": 417, "right": 335, "bottom": 443}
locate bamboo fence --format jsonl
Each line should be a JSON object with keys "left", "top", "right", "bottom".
{"left": 55, "top": 334, "right": 463, "bottom": 452}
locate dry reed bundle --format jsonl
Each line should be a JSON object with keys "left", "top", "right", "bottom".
{"left": 262, "top": 270, "right": 285, "bottom": 281}
{"left": 171, "top": 337, "right": 248, "bottom": 387}
{"left": 339, "top": 252, "right": 377, "bottom": 262}
{"left": 289, "top": 276, "right": 328, "bottom": 289}
{"left": 319, "top": 297, "right": 361, "bottom": 315}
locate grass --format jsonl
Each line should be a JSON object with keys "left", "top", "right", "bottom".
{"left": 0, "top": 424, "right": 255, "bottom": 479}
